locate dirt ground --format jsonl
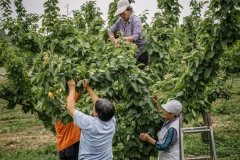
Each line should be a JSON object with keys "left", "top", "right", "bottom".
{"left": 0, "top": 105, "right": 56, "bottom": 152}
{"left": 0, "top": 68, "right": 56, "bottom": 152}
{"left": 0, "top": 129, "right": 55, "bottom": 151}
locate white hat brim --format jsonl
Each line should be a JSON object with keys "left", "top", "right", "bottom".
{"left": 161, "top": 104, "right": 171, "bottom": 113}
{"left": 114, "top": 5, "right": 129, "bottom": 16}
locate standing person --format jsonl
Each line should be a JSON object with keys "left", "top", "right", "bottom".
{"left": 140, "top": 96, "right": 183, "bottom": 160}
{"left": 108, "top": 0, "right": 148, "bottom": 69}
{"left": 55, "top": 92, "right": 81, "bottom": 160}
{"left": 67, "top": 79, "right": 116, "bottom": 160}
{"left": 55, "top": 122, "right": 80, "bottom": 160}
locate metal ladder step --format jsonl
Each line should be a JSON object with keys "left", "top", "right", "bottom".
{"left": 179, "top": 111, "right": 218, "bottom": 160}
{"left": 185, "top": 156, "right": 211, "bottom": 160}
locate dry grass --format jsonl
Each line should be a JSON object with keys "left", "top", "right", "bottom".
{"left": 0, "top": 105, "right": 55, "bottom": 152}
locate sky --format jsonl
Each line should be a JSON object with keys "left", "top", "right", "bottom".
{"left": 1, "top": 0, "right": 208, "bottom": 24}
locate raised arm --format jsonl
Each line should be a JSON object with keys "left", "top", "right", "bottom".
{"left": 82, "top": 79, "right": 99, "bottom": 105}
{"left": 67, "top": 79, "right": 76, "bottom": 117}
{"left": 152, "top": 95, "right": 161, "bottom": 113}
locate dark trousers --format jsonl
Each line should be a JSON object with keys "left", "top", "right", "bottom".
{"left": 137, "top": 52, "right": 149, "bottom": 70}
{"left": 59, "top": 141, "right": 79, "bottom": 160}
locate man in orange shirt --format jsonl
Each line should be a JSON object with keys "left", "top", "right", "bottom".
{"left": 54, "top": 92, "right": 81, "bottom": 160}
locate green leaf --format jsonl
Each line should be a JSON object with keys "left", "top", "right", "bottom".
{"left": 126, "top": 50, "right": 135, "bottom": 55}
{"left": 61, "top": 76, "right": 66, "bottom": 91}
{"left": 77, "top": 80, "right": 83, "bottom": 87}
{"left": 220, "top": 39, "right": 227, "bottom": 49}
{"left": 62, "top": 115, "right": 71, "bottom": 124}
{"left": 204, "top": 68, "right": 211, "bottom": 79}
{"left": 195, "top": 58, "right": 199, "bottom": 67}
{"left": 191, "top": 109, "right": 196, "bottom": 117}
{"left": 130, "top": 81, "right": 138, "bottom": 92}
{"left": 66, "top": 58, "right": 71, "bottom": 63}
{"left": 105, "top": 71, "right": 111, "bottom": 81}
{"left": 190, "top": 83, "right": 196, "bottom": 90}
{"left": 120, "top": 63, "right": 128, "bottom": 68}
{"left": 118, "top": 74, "right": 124, "bottom": 84}
{"left": 60, "top": 81, "right": 66, "bottom": 92}
{"left": 137, "top": 78, "right": 144, "bottom": 84}
{"left": 84, "top": 43, "right": 90, "bottom": 48}
{"left": 176, "top": 91, "right": 183, "bottom": 97}
{"left": 127, "top": 135, "right": 130, "bottom": 142}
{"left": 206, "top": 51, "right": 215, "bottom": 59}
{"left": 76, "top": 66, "right": 86, "bottom": 72}
{"left": 89, "top": 63, "right": 96, "bottom": 69}
{"left": 151, "top": 36, "right": 158, "bottom": 43}
{"left": 90, "top": 75, "right": 99, "bottom": 82}
{"left": 193, "top": 74, "right": 199, "bottom": 82}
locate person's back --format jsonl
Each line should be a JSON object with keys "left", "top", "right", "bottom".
{"left": 67, "top": 79, "right": 116, "bottom": 160}
{"left": 74, "top": 111, "right": 116, "bottom": 160}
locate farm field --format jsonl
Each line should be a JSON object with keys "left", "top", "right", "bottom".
{"left": 1, "top": 0, "right": 240, "bottom": 159}
{"left": 0, "top": 67, "right": 239, "bottom": 159}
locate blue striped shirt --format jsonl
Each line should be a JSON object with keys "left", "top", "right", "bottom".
{"left": 108, "top": 14, "right": 147, "bottom": 58}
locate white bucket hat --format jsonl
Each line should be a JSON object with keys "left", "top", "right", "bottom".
{"left": 161, "top": 100, "right": 183, "bottom": 116}
{"left": 114, "top": 0, "right": 130, "bottom": 16}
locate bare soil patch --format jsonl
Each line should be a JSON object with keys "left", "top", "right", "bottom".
{"left": 0, "top": 105, "right": 56, "bottom": 152}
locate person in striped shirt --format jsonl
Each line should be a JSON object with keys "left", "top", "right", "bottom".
{"left": 140, "top": 96, "right": 183, "bottom": 160}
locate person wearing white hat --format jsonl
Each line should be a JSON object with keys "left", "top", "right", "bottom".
{"left": 140, "top": 97, "right": 183, "bottom": 160}
{"left": 108, "top": 0, "right": 148, "bottom": 69}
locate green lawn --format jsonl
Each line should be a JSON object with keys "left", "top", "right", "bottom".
{"left": 183, "top": 77, "right": 240, "bottom": 160}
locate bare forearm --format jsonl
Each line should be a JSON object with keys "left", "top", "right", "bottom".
{"left": 108, "top": 33, "right": 115, "bottom": 42}
{"left": 67, "top": 89, "right": 76, "bottom": 117}
{"left": 86, "top": 86, "right": 99, "bottom": 105}
{"left": 155, "top": 103, "right": 161, "bottom": 113}
{"left": 147, "top": 137, "right": 156, "bottom": 145}
{"left": 123, "top": 36, "right": 134, "bottom": 42}
{"left": 140, "top": 133, "right": 157, "bottom": 146}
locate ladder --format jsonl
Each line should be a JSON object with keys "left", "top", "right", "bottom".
{"left": 179, "top": 111, "right": 218, "bottom": 160}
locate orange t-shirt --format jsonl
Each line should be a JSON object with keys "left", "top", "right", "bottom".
{"left": 55, "top": 122, "right": 81, "bottom": 151}
{"left": 55, "top": 92, "right": 81, "bottom": 151}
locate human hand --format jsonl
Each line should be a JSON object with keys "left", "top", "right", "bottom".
{"left": 152, "top": 95, "right": 158, "bottom": 104}
{"left": 140, "top": 132, "right": 150, "bottom": 141}
{"left": 113, "top": 39, "right": 120, "bottom": 47}
{"left": 67, "top": 79, "right": 76, "bottom": 90}
{"left": 82, "top": 79, "right": 89, "bottom": 89}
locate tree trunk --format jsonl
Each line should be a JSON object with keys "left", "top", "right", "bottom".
{"left": 201, "top": 111, "right": 209, "bottom": 143}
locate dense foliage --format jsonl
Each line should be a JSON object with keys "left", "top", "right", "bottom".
{"left": 0, "top": 0, "right": 239, "bottom": 159}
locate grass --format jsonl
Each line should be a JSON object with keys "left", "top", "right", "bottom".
{"left": 183, "top": 77, "right": 240, "bottom": 160}
{"left": 0, "top": 67, "right": 240, "bottom": 159}
{"left": 0, "top": 142, "right": 58, "bottom": 160}
{"left": 0, "top": 99, "right": 58, "bottom": 160}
